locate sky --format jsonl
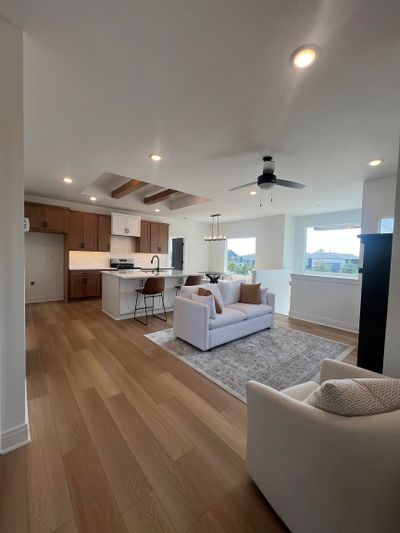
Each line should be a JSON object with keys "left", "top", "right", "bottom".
{"left": 306, "top": 227, "right": 361, "bottom": 255}
{"left": 227, "top": 237, "right": 256, "bottom": 256}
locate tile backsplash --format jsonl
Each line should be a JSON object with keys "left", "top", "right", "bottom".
{"left": 69, "top": 236, "right": 169, "bottom": 270}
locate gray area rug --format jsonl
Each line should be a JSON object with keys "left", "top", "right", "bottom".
{"left": 145, "top": 327, "right": 354, "bottom": 402}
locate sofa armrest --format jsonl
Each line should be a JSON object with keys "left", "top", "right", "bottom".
{"left": 320, "top": 359, "right": 383, "bottom": 383}
{"left": 173, "top": 296, "right": 210, "bottom": 351}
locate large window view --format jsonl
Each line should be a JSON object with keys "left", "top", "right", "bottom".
{"left": 227, "top": 237, "right": 256, "bottom": 277}
{"left": 304, "top": 225, "right": 361, "bottom": 277}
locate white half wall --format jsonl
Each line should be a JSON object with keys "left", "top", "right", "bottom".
{"left": 361, "top": 175, "right": 397, "bottom": 234}
{"left": 384, "top": 149, "right": 400, "bottom": 377}
{"left": 25, "top": 232, "right": 65, "bottom": 303}
{"left": 0, "top": 20, "right": 29, "bottom": 453}
{"left": 289, "top": 274, "right": 361, "bottom": 332}
{"left": 254, "top": 269, "right": 292, "bottom": 315}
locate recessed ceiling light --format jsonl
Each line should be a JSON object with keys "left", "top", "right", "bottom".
{"left": 154, "top": 208, "right": 160, "bottom": 212}
{"left": 149, "top": 153, "right": 162, "bottom": 162}
{"left": 63, "top": 176, "right": 72, "bottom": 183}
{"left": 368, "top": 159, "right": 383, "bottom": 167}
{"left": 291, "top": 45, "right": 320, "bottom": 69}
{"left": 90, "top": 196, "right": 97, "bottom": 201}
{"left": 250, "top": 190, "right": 257, "bottom": 196}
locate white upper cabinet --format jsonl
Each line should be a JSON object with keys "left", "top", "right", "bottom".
{"left": 111, "top": 213, "right": 141, "bottom": 237}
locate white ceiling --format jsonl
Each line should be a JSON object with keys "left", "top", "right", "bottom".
{"left": 1, "top": 0, "right": 400, "bottom": 222}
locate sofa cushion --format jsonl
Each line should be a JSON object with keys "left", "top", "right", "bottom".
{"left": 306, "top": 378, "right": 400, "bottom": 416}
{"left": 208, "top": 307, "right": 246, "bottom": 330}
{"left": 227, "top": 302, "right": 273, "bottom": 319}
{"left": 240, "top": 283, "right": 261, "bottom": 304}
{"left": 218, "top": 280, "right": 242, "bottom": 305}
{"left": 203, "top": 284, "right": 224, "bottom": 311}
{"left": 198, "top": 287, "right": 222, "bottom": 313}
{"left": 192, "top": 293, "right": 217, "bottom": 319}
{"left": 260, "top": 288, "right": 268, "bottom": 304}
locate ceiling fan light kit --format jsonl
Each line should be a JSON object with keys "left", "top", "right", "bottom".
{"left": 204, "top": 214, "right": 226, "bottom": 242}
{"left": 229, "top": 155, "right": 305, "bottom": 193}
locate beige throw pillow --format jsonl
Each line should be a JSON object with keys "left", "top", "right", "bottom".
{"left": 306, "top": 378, "right": 400, "bottom": 416}
{"left": 240, "top": 283, "right": 261, "bottom": 304}
{"left": 192, "top": 293, "right": 217, "bottom": 319}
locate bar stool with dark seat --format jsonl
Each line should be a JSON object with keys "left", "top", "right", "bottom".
{"left": 175, "top": 275, "right": 203, "bottom": 295}
{"left": 134, "top": 277, "right": 167, "bottom": 325}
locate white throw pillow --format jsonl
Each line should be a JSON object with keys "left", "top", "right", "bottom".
{"left": 218, "top": 280, "right": 242, "bottom": 305}
{"left": 192, "top": 293, "right": 217, "bottom": 319}
{"left": 260, "top": 288, "right": 268, "bottom": 304}
{"left": 204, "top": 284, "right": 224, "bottom": 310}
{"left": 306, "top": 378, "right": 400, "bottom": 416}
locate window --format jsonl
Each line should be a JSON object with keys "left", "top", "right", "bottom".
{"left": 380, "top": 217, "right": 394, "bottom": 234}
{"left": 227, "top": 238, "right": 256, "bottom": 277}
{"left": 304, "top": 225, "right": 360, "bottom": 277}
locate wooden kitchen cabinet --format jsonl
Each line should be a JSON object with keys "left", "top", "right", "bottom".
{"left": 69, "top": 271, "right": 101, "bottom": 299}
{"left": 24, "top": 202, "right": 68, "bottom": 233}
{"left": 68, "top": 211, "right": 98, "bottom": 251}
{"left": 139, "top": 220, "right": 151, "bottom": 252}
{"left": 139, "top": 220, "right": 169, "bottom": 254}
{"left": 98, "top": 215, "right": 111, "bottom": 252}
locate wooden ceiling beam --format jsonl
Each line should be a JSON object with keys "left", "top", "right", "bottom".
{"left": 143, "top": 188, "right": 179, "bottom": 205}
{"left": 111, "top": 179, "right": 147, "bottom": 199}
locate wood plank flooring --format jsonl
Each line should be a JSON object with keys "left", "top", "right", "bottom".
{"left": 0, "top": 300, "right": 357, "bottom": 533}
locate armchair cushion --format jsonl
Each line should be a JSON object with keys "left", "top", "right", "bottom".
{"left": 281, "top": 381, "right": 319, "bottom": 401}
{"left": 306, "top": 378, "right": 400, "bottom": 416}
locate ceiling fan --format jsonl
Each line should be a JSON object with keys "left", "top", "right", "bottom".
{"left": 229, "top": 156, "right": 305, "bottom": 192}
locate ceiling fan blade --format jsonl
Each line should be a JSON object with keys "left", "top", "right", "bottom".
{"left": 275, "top": 179, "right": 305, "bottom": 189}
{"left": 228, "top": 181, "right": 257, "bottom": 191}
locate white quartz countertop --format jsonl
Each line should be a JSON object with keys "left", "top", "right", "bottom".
{"left": 101, "top": 270, "right": 187, "bottom": 279}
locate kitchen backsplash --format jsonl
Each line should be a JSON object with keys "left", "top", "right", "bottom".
{"left": 69, "top": 236, "right": 170, "bottom": 270}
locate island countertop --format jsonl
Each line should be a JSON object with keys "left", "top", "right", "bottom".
{"left": 101, "top": 269, "right": 187, "bottom": 280}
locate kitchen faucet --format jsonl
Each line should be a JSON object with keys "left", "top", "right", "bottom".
{"left": 151, "top": 255, "right": 160, "bottom": 273}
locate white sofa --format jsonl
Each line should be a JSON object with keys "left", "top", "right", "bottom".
{"left": 247, "top": 359, "right": 400, "bottom": 533}
{"left": 173, "top": 280, "right": 275, "bottom": 351}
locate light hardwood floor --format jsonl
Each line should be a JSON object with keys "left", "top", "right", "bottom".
{"left": 0, "top": 300, "right": 357, "bottom": 533}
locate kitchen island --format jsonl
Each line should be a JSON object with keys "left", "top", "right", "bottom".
{"left": 101, "top": 270, "right": 187, "bottom": 320}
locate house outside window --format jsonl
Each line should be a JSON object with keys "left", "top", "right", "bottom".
{"left": 304, "top": 225, "right": 361, "bottom": 277}
{"left": 226, "top": 237, "right": 256, "bottom": 279}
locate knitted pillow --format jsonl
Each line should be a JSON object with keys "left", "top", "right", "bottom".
{"left": 306, "top": 378, "right": 400, "bottom": 417}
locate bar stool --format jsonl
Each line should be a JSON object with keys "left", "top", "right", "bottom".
{"left": 175, "top": 275, "right": 203, "bottom": 295}
{"left": 134, "top": 277, "right": 167, "bottom": 326}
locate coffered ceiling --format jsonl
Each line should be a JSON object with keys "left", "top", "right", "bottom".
{"left": 1, "top": 0, "right": 399, "bottom": 221}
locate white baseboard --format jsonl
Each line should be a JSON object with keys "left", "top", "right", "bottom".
{"left": 1, "top": 379, "right": 31, "bottom": 454}
{"left": 289, "top": 310, "right": 359, "bottom": 333}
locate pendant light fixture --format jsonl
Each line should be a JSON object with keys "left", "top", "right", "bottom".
{"left": 204, "top": 214, "right": 226, "bottom": 242}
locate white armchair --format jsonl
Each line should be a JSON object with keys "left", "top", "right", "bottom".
{"left": 246, "top": 360, "right": 400, "bottom": 533}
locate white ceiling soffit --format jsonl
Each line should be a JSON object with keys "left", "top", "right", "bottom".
{"left": 1, "top": 0, "right": 399, "bottom": 221}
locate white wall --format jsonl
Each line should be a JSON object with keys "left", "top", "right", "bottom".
{"left": 384, "top": 151, "right": 400, "bottom": 377}
{"left": 25, "top": 233, "right": 64, "bottom": 303}
{"left": 361, "top": 175, "right": 396, "bottom": 234}
{"left": 25, "top": 195, "right": 210, "bottom": 275}
{"left": 0, "top": 20, "right": 29, "bottom": 452}
{"left": 293, "top": 209, "right": 362, "bottom": 273}
{"left": 211, "top": 214, "right": 288, "bottom": 271}
{"left": 290, "top": 274, "right": 361, "bottom": 332}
